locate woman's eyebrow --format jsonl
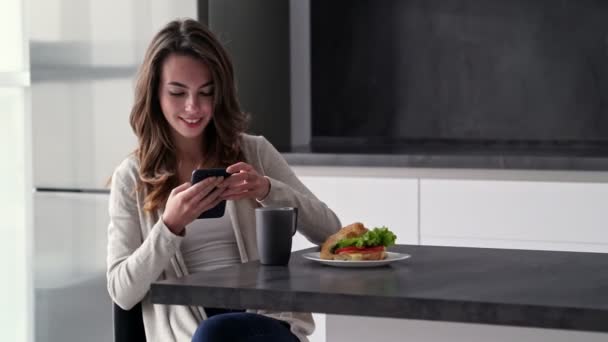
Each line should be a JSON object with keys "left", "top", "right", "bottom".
{"left": 167, "top": 81, "right": 214, "bottom": 89}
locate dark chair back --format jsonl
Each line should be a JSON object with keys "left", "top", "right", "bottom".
{"left": 113, "top": 302, "right": 146, "bottom": 342}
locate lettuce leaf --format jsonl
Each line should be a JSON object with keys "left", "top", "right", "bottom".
{"left": 332, "top": 226, "right": 397, "bottom": 252}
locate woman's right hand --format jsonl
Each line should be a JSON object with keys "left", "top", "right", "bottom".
{"left": 162, "top": 176, "right": 225, "bottom": 235}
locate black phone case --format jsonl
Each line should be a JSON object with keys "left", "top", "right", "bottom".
{"left": 191, "top": 168, "right": 231, "bottom": 219}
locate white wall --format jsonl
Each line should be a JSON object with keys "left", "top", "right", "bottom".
{"left": 0, "top": 1, "right": 30, "bottom": 341}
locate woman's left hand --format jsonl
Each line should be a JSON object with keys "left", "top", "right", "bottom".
{"left": 220, "top": 162, "right": 270, "bottom": 201}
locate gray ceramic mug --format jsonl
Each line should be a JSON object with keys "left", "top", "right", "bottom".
{"left": 255, "top": 207, "right": 298, "bottom": 265}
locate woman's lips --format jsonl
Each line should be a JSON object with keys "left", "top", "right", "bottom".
{"left": 180, "top": 117, "right": 203, "bottom": 128}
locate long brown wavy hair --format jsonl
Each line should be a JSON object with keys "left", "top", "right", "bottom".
{"left": 130, "top": 18, "right": 249, "bottom": 212}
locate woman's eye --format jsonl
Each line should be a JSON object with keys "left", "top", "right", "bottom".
{"left": 200, "top": 86, "right": 214, "bottom": 97}
{"left": 169, "top": 92, "right": 185, "bottom": 97}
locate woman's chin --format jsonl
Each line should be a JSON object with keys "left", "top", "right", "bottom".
{"left": 175, "top": 122, "right": 209, "bottom": 138}
{"left": 170, "top": 127, "right": 206, "bottom": 141}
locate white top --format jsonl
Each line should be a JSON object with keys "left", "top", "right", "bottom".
{"left": 181, "top": 212, "right": 241, "bottom": 273}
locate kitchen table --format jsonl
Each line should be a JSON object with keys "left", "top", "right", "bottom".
{"left": 151, "top": 244, "right": 608, "bottom": 332}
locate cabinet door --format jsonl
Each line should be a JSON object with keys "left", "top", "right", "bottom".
{"left": 293, "top": 176, "right": 419, "bottom": 251}
{"left": 420, "top": 179, "right": 608, "bottom": 252}
{"left": 34, "top": 192, "right": 111, "bottom": 342}
{"left": 326, "top": 315, "right": 608, "bottom": 342}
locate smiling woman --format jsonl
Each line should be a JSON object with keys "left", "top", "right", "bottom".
{"left": 106, "top": 18, "right": 342, "bottom": 342}
{"left": 128, "top": 19, "right": 249, "bottom": 214}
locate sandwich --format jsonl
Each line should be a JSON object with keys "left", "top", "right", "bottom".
{"left": 320, "top": 222, "right": 397, "bottom": 260}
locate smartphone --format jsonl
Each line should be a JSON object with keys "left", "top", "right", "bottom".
{"left": 191, "top": 168, "right": 231, "bottom": 219}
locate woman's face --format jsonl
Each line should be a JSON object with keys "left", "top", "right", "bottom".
{"left": 158, "top": 53, "right": 215, "bottom": 143}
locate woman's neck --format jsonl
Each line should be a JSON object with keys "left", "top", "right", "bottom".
{"left": 176, "top": 148, "right": 205, "bottom": 184}
{"left": 177, "top": 147, "right": 203, "bottom": 165}
{"left": 173, "top": 135, "right": 205, "bottom": 169}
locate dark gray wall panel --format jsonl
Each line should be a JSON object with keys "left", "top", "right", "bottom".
{"left": 208, "top": 0, "right": 291, "bottom": 149}
{"left": 311, "top": 0, "right": 608, "bottom": 145}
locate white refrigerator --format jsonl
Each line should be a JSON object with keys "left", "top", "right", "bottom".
{"left": 29, "top": 1, "right": 197, "bottom": 341}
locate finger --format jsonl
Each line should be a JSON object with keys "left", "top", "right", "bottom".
{"left": 237, "top": 169, "right": 264, "bottom": 185}
{"left": 170, "top": 182, "right": 192, "bottom": 196}
{"left": 193, "top": 175, "right": 223, "bottom": 188}
{"left": 221, "top": 183, "right": 257, "bottom": 199}
{"left": 196, "top": 186, "right": 225, "bottom": 212}
{"left": 209, "top": 196, "right": 224, "bottom": 209}
{"left": 222, "top": 179, "right": 257, "bottom": 194}
{"left": 218, "top": 173, "right": 245, "bottom": 188}
{"left": 231, "top": 169, "right": 262, "bottom": 183}
{"left": 226, "top": 162, "right": 253, "bottom": 174}
{"left": 191, "top": 177, "right": 224, "bottom": 202}
{"left": 222, "top": 191, "right": 251, "bottom": 201}
{"left": 188, "top": 175, "right": 221, "bottom": 193}
{"left": 220, "top": 172, "right": 259, "bottom": 192}
{"left": 221, "top": 188, "right": 245, "bottom": 198}
{"left": 197, "top": 196, "right": 225, "bottom": 215}
{"left": 240, "top": 171, "right": 251, "bottom": 182}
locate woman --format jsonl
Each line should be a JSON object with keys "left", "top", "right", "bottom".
{"left": 106, "top": 18, "right": 341, "bottom": 342}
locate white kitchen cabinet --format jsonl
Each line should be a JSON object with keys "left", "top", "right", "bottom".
{"left": 420, "top": 179, "right": 608, "bottom": 252}
{"left": 326, "top": 315, "right": 608, "bottom": 342}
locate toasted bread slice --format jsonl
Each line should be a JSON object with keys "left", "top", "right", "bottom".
{"left": 320, "top": 222, "right": 368, "bottom": 260}
{"left": 332, "top": 249, "right": 386, "bottom": 261}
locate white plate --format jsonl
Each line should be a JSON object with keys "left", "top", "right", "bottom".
{"left": 302, "top": 251, "right": 410, "bottom": 268}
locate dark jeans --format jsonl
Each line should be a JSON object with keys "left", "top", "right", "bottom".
{"left": 192, "top": 309, "right": 299, "bottom": 342}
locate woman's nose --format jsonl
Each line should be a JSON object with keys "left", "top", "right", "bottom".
{"left": 185, "top": 95, "right": 200, "bottom": 112}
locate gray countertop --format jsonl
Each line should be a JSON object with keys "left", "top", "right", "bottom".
{"left": 150, "top": 245, "right": 608, "bottom": 332}
{"left": 282, "top": 152, "right": 608, "bottom": 171}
